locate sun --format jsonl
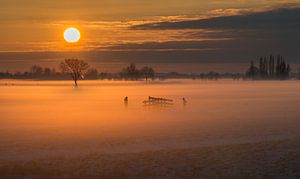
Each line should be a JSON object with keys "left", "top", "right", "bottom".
{"left": 64, "top": 27, "right": 81, "bottom": 43}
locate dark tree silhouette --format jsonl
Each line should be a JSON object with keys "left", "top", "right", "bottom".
{"left": 269, "top": 55, "right": 275, "bottom": 77}
{"left": 140, "top": 66, "right": 155, "bottom": 81}
{"left": 259, "top": 57, "right": 264, "bottom": 77}
{"left": 44, "top": 68, "right": 52, "bottom": 75}
{"left": 30, "top": 65, "right": 43, "bottom": 76}
{"left": 60, "top": 59, "right": 89, "bottom": 86}
{"left": 248, "top": 54, "right": 291, "bottom": 80}
{"left": 246, "top": 60, "right": 259, "bottom": 79}
{"left": 121, "top": 64, "right": 140, "bottom": 80}
{"left": 85, "top": 68, "right": 98, "bottom": 79}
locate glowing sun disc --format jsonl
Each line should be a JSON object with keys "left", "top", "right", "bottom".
{"left": 64, "top": 27, "right": 81, "bottom": 43}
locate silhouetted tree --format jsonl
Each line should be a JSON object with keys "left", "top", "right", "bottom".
{"left": 253, "top": 54, "right": 290, "bottom": 79}
{"left": 263, "top": 57, "right": 268, "bottom": 77}
{"left": 30, "top": 65, "right": 43, "bottom": 76}
{"left": 274, "top": 55, "right": 290, "bottom": 79}
{"left": 121, "top": 64, "right": 141, "bottom": 80}
{"left": 140, "top": 66, "right": 155, "bottom": 81}
{"left": 44, "top": 68, "right": 52, "bottom": 76}
{"left": 259, "top": 57, "right": 264, "bottom": 77}
{"left": 85, "top": 68, "right": 98, "bottom": 79}
{"left": 207, "top": 72, "right": 220, "bottom": 80}
{"left": 269, "top": 55, "right": 275, "bottom": 77}
{"left": 52, "top": 68, "right": 56, "bottom": 73}
{"left": 246, "top": 60, "right": 259, "bottom": 79}
{"left": 60, "top": 59, "right": 89, "bottom": 86}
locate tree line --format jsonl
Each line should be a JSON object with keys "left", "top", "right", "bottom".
{"left": 120, "top": 64, "right": 155, "bottom": 80}
{"left": 59, "top": 60, "right": 155, "bottom": 86}
{"left": 0, "top": 60, "right": 242, "bottom": 82}
{"left": 0, "top": 59, "right": 156, "bottom": 86}
{"left": 0, "top": 57, "right": 298, "bottom": 85}
{"left": 246, "top": 55, "right": 292, "bottom": 80}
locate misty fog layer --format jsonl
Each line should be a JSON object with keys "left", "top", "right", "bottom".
{"left": 0, "top": 80, "right": 299, "bottom": 160}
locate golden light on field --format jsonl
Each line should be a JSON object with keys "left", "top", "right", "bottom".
{"left": 64, "top": 27, "right": 81, "bottom": 43}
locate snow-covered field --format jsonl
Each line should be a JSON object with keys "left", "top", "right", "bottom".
{"left": 0, "top": 79, "right": 299, "bottom": 178}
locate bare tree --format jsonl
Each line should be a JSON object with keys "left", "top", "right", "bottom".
{"left": 30, "top": 65, "right": 43, "bottom": 76}
{"left": 120, "top": 64, "right": 140, "bottom": 80}
{"left": 60, "top": 59, "right": 89, "bottom": 86}
{"left": 85, "top": 68, "right": 98, "bottom": 79}
{"left": 140, "top": 66, "right": 155, "bottom": 81}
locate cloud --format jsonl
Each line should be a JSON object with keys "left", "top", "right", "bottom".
{"left": 131, "top": 7, "right": 300, "bottom": 30}
{"left": 118, "top": 7, "right": 299, "bottom": 64}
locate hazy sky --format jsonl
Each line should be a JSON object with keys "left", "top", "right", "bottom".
{"left": 0, "top": 0, "right": 299, "bottom": 72}
{"left": 1, "top": 0, "right": 298, "bottom": 20}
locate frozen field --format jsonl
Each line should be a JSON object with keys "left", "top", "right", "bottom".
{"left": 0, "top": 79, "right": 299, "bottom": 178}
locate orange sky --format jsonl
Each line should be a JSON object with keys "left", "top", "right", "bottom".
{"left": 0, "top": 0, "right": 298, "bottom": 52}
{"left": 0, "top": 0, "right": 299, "bottom": 72}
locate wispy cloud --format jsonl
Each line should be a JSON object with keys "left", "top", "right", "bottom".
{"left": 131, "top": 7, "right": 300, "bottom": 30}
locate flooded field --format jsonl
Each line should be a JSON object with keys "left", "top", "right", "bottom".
{"left": 0, "top": 79, "right": 299, "bottom": 178}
